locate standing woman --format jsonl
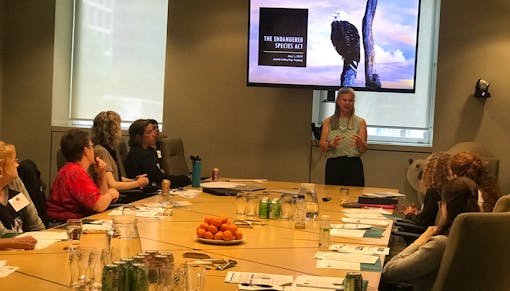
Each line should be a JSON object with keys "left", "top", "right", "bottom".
{"left": 91, "top": 111, "right": 149, "bottom": 190}
{"left": 0, "top": 141, "right": 43, "bottom": 249}
{"left": 320, "top": 87, "right": 367, "bottom": 186}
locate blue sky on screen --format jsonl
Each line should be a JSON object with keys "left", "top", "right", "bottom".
{"left": 249, "top": 0, "right": 420, "bottom": 89}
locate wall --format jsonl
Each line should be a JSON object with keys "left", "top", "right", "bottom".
{"left": 2, "top": 0, "right": 510, "bottom": 198}
{"left": 163, "top": 0, "right": 312, "bottom": 182}
{"left": 1, "top": 1, "right": 55, "bottom": 188}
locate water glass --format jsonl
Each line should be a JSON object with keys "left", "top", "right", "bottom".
{"left": 280, "top": 194, "right": 293, "bottom": 220}
{"left": 246, "top": 193, "right": 259, "bottom": 217}
{"left": 66, "top": 219, "right": 82, "bottom": 250}
{"left": 340, "top": 187, "right": 350, "bottom": 203}
{"left": 236, "top": 192, "right": 248, "bottom": 215}
{"left": 172, "top": 264, "right": 187, "bottom": 291}
{"left": 160, "top": 192, "right": 175, "bottom": 216}
{"left": 186, "top": 261, "right": 207, "bottom": 291}
{"left": 69, "top": 247, "right": 98, "bottom": 288}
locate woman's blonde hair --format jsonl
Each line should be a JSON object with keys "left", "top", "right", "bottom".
{"left": 91, "top": 111, "right": 121, "bottom": 147}
{"left": 420, "top": 152, "right": 451, "bottom": 192}
{"left": 0, "top": 141, "right": 16, "bottom": 172}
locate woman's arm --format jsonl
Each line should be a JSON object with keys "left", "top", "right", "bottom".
{"left": 0, "top": 236, "right": 37, "bottom": 250}
{"left": 319, "top": 118, "right": 337, "bottom": 152}
{"left": 353, "top": 118, "right": 368, "bottom": 154}
{"left": 382, "top": 228, "right": 445, "bottom": 282}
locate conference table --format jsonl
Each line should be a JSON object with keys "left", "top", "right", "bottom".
{"left": 0, "top": 180, "right": 398, "bottom": 290}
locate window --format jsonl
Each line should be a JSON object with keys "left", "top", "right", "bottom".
{"left": 311, "top": 0, "right": 440, "bottom": 146}
{"left": 53, "top": 0, "right": 168, "bottom": 126}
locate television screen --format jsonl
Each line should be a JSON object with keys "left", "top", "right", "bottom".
{"left": 248, "top": 0, "right": 421, "bottom": 92}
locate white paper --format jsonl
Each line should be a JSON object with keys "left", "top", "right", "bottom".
{"left": 0, "top": 260, "right": 6, "bottom": 268}
{"left": 0, "top": 266, "right": 19, "bottom": 278}
{"left": 343, "top": 213, "right": 387, "bottom": 220}
{"left": 341, "top": 218, "right": 389, "bottom": 226}
{"left": 172, "top": 189, "right": 201, "bottom": 198}
{"left": 174, "top": 201, "right": 192, "bottom": 207}
{"left": 314, "top": 251, "right": 378, "bottom": 264}
{"left": 18, "top": 231, "right": 68, "bottom": 249}
{"left": 343, "top": 208, "right": 388, "bottom": 214}
{"left": 227, "top": 178, "right": 267, "bottom": 183}
{"left": 294, "top": 275, "right": 344, "bottom": 289}
{"left": 330, "top": 223, "right": 372, "bottom": 230}
{"left": 225, "top": 271, "right": 293, "bottom": 287}
{"left": 316, "top": 259, "right": 360, "bottom": 270}
{"left": 330, "top": 229, "right": 366, "bottom": 238}
{"left": 200, "top": 181, "right": 243, "bottom": 188}
{"left": 109, "top": 207, "right": 161, "bottom": 218}
{"left": 329, "top": 244, "right": 390, "bottom": 255}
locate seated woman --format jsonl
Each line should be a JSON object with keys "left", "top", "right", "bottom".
{"left": 402, "top": 152, "right": 451, "bottom": 227}
{"left": 0, "top": 141, "right": 44, "bottom": 248}
{"left": 91, "top": 111, "right": 149, "bottom": 191}
{"left": 381, "top": 177, "right": 480, "bottom": 291}
{"left": 125, "top": 119, "right": 191, "bottom": 188}
{"left": 47, "top": 129, "right": 120, "bottom": 223}
{"left": 450, "top": 152, "right": 501, "bottom": 212}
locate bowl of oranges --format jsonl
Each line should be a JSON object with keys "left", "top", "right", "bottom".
{"left": 196, "top": 216, "right": 244, "bottom": 245}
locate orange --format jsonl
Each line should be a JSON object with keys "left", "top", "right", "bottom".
{"left": 214, "top": 231, "right": 224, "bottom": 240}
{"left": 225, "top": 224, "right": 238, "bottom": 233}
{"left": 221, "top": 216, "right": 229, "bottom": 224}
{"left": 203, "top": 231, "right": 214, "bottom": 239}
{"left": 220, "top": 223, "right": 229, "bottom": 231}
{"left": 234, "top": 230, "right": 243, "bottom": 240}
{"left": 211, "top": 217, "right": 223, "bottom": 227}
{"left": 207, "top": 224, "right": 218, "bottom": 234}
{"left": 223, "top": 230, "right": 233, "bottom": 241}
{"left": 199, "top": 222, "right": 209, "bottom": 230}
{"left": 196, "top": 227, "right": 206, "bottom": 238}
{"left": 204, "top": 216, "right": 214, "bottom": 225}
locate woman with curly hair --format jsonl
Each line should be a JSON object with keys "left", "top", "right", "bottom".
{"left": 450, "top": 152, "right": 501, "bottom": 212}
{"left": 402, "top": 152, "right": 451, "bottom": 227}
{"left": 91, "top": 111, "right": 149, "bottom": 191}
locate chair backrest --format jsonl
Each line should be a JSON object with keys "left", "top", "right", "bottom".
{"left": 431, "top": 212, "right": 510, "bottom": 291}
{"left": 115, "top": 138, "right": 128, "bottom": 178}
{"left": 158, "top": 137, "right": 189, "bottom": 176}
{"left": 18, "top": 159, "right": 49, "bottom": 227}
{"left": 56, "top": 148, "right": 66, "bottom": 171}
{"left": 493, "top": 194, "right": 510, "bottom": 212}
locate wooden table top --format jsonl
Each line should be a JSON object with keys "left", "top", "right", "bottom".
{"left": 0, "top": 180, "right": 397, "bottom": 290}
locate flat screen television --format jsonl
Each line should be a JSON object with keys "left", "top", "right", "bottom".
{"left": 247, "top": 0, "right": 421, "bottom": 92}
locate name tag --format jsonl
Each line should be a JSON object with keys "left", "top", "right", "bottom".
{"left": 157, "top": 150, "right": 162, "bottom": 159}
{"left": 8, "top": 193, "right": 30, "bottom": 212}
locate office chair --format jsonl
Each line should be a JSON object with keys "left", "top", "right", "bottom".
{"left": 493, "top": 194, "right": 510, "bottom": 212}
{"left": 158, "top": 137, "right": 190, "bottom": 176}
{"left": 431, "top": 212, "right": 510, "bottom": 291}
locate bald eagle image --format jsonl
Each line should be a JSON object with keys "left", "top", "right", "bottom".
{"left": 331, "top": 13, "right": 360, "bottom": 87}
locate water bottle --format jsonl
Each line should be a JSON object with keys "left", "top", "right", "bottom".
{"left": 319, "top": 215, "right": 330, "bottom": 250}
{"left": 299, "top": 183, "right": 319, "bottom": 220}
{"left": 294, "top": 194, "right": 306, "bottom": 229}
{"left": 191, "top": 155, "right": 202, "bottom": 187}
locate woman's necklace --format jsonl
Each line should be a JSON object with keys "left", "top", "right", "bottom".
{"left": 339, "top": 116, "right": 351, "bottom": 132}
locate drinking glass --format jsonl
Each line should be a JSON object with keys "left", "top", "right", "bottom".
{"left": 160, "top": 192, "right": 175, "bottom": 216}
{"left": 66, "top": 218, "right": 82, "bottom": 250}
{"left": 340, "top": 187, "right": 350, "bottom": 204}
{"left": 246, "top": 193, "right": 259, "bottom": 217}
{"left": 236, "top": 192, "right": 248, "bottom": 215}
{"left": 186, "top": 261, "right": 207, "bottom": 291}
{"left": 280, "top": 194, "right": 293, "bottom": 220}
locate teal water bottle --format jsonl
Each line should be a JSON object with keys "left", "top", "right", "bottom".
{"left": 191, "top": 156, "right": 202, "bottom": 187}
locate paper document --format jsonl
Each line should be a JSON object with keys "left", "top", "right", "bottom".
{"left": 330, "top": 229, "right": 366, "bottom": 238}
{"left": 341, "top": 218, "right": 389, "bottom": 226}
{"left": 343, "top": 208, "right": 388, "bottom": 214}
{"left": 329, "top": 244, "right": 390, "bottom": 255}
{"left": 225, "top": 271, "right": 293, "bottom": 287}
{"left": 314, "top": 251, "right": 378, "bottom": 264}
{"left": 109, "top": 207, "right": 161, "bottom": 218}
{"left": 228, "top": 178, "right": 267, "bottom": 183}
{"left": 343, "top": 213, "right": 387, "bottom": 220}
{"left": 316, "top": 259, "right": 360, "bottom": 270}
{"left": 172, "top": 189, "right": 201, "bottom": 198}
{"left": 18, "top": 231, "right": 68, "bottom": 249}
{"left": 294, "top": 275, "right": 344, "bottom": 289}
{"left": 330, "top": 223, "right": 371, "bottom": 230}
{"left": 200, "top": 181, "right": 242, "bottom": 188}
{"left": 0, "top": 266, "right": 18, "bottom": 277}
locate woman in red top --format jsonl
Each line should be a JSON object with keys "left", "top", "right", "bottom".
{"left": 47, "top": 129, "right": 119, "bottom": 223}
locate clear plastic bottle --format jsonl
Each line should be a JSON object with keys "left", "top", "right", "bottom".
{"left": 319, "top": 215, "right": 330, "bottom": 250}
{"left": 299, "top": 183, "right": 319, "bottom": 220}
{"left": 294, "top": 194, "right": 306, "bottom": 229}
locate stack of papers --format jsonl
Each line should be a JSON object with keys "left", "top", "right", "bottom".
{"left": 109, "top": 207, "right": 161, "bottom": 218}
{"left": 362, "top": 192, "right": 406, "bottom": 198}
{"left": 225, "top": 272, "right": 347, "bottom": 291}
{"left": 0, "top": 260, "right": 18, "bottom": 278}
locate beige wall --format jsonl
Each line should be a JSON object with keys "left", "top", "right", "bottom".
{"left": 1, "top": 0, "right": 510, "bottom": 198}
{"left": 1, "top": 1, "right": 55, "bottom": 187}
